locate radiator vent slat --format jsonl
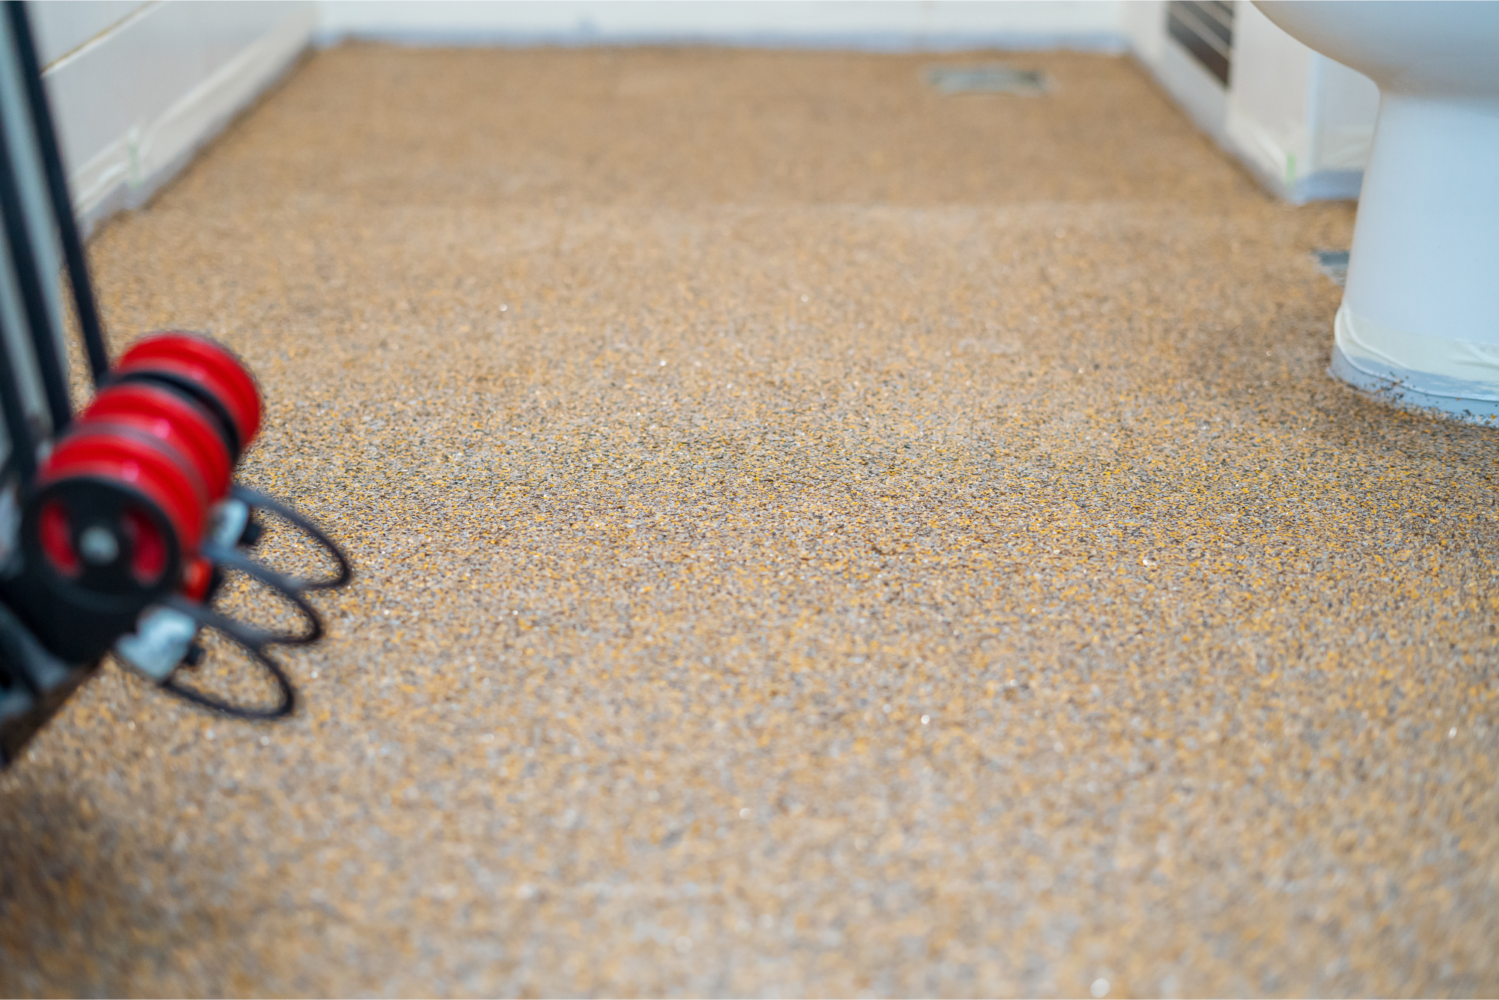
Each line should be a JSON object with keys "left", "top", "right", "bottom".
{"left": 1167, "top": 0, "right": 1235, "bottom": 86}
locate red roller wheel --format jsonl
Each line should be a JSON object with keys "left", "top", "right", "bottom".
{"left": 83, "top": 383, "right": 233, "bottom": 500}
{"left": 42, "top": 423, "right": 209, "bottom": 552}
{"left": 30, "top": 424, "right": 208, "bottom": 600}
{"left": 115, "top": 332, "right": 262, "bottom": 456}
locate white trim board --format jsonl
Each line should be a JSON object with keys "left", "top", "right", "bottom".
{"left": 30, "top": 1, "right": 152, "bottom": 70}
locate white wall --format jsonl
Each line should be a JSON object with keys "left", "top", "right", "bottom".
{"left": 31, "top": 0, "right": 316, "bottom": 235}
{"left": 1224, "top": 1, "right": 1376, "bottom": 200}
{"left": 1121, "top": 0, "right": 1166, "bottom": 66}
{"left": 1125, "top": 0, "right": 1229, "bottom": 143}
{"left": 1129, "top": 0, "right": 1378, "bottom": 203}
{"left": 316, "top": 1, "right": 1129, "bottom": 50}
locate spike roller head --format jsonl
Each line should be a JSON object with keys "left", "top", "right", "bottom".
{"left": 83, "top": 382, "right": 234, "bottom": 500}
{"left": 112, "top": 332, "right": 263, "bottom": 459}
{"left": 27, "top": 424, "right": 208, "bottom": 599}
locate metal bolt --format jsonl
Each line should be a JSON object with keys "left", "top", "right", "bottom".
{"left": 79, "top": 526, "right": 119, "bottom": 564}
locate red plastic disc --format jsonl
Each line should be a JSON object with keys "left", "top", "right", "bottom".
{"left": 115, "top": 332, "right": 262, "bottom": 452}
{"left": 83, "top": 383, "right": 233, "bottom": 500}
{"left": 42, "top": 425, "right": 208, "bottom": 567}
{"left": 38, "top": 500, "right": 80, "bottom": 576}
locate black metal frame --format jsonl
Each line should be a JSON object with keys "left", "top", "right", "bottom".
{"left": 5, "top": 0, "right": 109, "bottom": 385}
{"left": 0, "top": 2, "right": 98, "bottom": 763}
{"left": 0, "top": 0, "right": 98, "bottom": 485}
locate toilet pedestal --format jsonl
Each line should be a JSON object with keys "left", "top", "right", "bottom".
{"left": 1331, "top": 95, "right": 1499, "bottom": 421}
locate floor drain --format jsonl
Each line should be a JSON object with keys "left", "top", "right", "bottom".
{"left": 925, "top": 65, "right": 1048, "bottom": 95}
{"left": 1312, "top": 249, "right": 1349, "bottom": 286}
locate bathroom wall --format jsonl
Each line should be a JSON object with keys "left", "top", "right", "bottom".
{"left": 315, "top": 1, "right": 1129, "bottom": 51}
{"left": 1225, "top": 2, "right": 1377, "bottom": 200}
{"left": 1128, "top": 0, "right": 1379, "bottom": 203}
{"left": 32, "top": 0, "right": 316, "bottom": 235}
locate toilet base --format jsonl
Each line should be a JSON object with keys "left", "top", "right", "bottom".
{"left": 1329, "top": 303, "right": 1499, "bottom": 425}
{"left": 1330, "top": 347, "right": 1499, "bottom": 425}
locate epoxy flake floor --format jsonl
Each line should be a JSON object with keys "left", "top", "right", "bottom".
{"left": 3, "top": 46, "right": 1498, "bottom": 998}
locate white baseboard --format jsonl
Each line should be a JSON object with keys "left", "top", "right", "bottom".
{"left": 316, "top": 27, "right": 1131, "bottom": 53}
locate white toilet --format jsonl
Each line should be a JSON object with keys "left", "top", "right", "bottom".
{"left": 1255, "top": 1, "right": 1499, "bottom": 423}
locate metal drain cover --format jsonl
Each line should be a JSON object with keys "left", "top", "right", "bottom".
{"left": 925, "top": 65, "right": 1048, "bottom": 95}
{"left": 1312, "top": 249, "right": 1349, "bottom": 286}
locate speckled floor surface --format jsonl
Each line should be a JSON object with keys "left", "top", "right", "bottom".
{"left": 3, "top": 45, "right": 1498, "bottom": 997}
